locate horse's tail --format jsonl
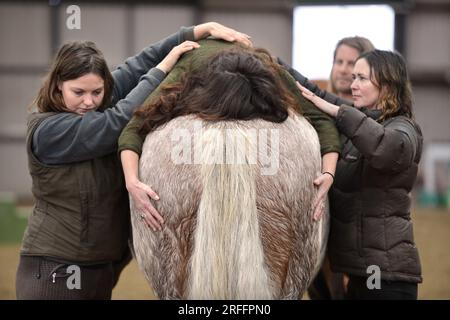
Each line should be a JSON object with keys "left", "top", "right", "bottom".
{"left": 186, "top": 125, "right": 273, "bottom": 299}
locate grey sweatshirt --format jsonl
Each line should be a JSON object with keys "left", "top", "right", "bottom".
{"left": 33, "top": 26, "right": 194, "bottom": 165}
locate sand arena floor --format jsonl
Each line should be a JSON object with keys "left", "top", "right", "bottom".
{"left": 1, "top": 207, "right": 449, "bottom": 300}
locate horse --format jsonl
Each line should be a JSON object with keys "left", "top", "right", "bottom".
{"left": 129, "top": 41, "right": 329, "bottom": 299}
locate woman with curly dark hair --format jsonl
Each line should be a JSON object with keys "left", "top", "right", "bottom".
{"left": 119, "top": 43, "right": 337, "bottom": 299}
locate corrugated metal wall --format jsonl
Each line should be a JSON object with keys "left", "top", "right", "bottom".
{"left": 0, "top": 0, "right": 448, "bottom": 199}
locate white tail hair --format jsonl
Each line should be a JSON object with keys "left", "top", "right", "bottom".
{"left": 186, "top": 125, "right": 273, "bottom": 299}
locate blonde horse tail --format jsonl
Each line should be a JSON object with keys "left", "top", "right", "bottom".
{"left": 186, "top": 125, "right": 273, "bottom": 299}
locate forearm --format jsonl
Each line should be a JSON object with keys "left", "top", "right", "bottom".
{"left": 121, "top": 148, "right": 163, "bottom": 230}
{"left": 193, "top": 22, "right": 215, "bottom": 40}
{"left": 34, "top": 68, "right": 165, "bottom": 165}
{"left": 121, "top": 149, "right": 141, "bottom": 189}
{"left": 321, "top": 152, "right": 338, "bottom": 176}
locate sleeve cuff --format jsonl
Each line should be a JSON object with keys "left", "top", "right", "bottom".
{"left": 181, "top": 26, "right": 195, "bottom": 42}
{"left": 320, "top": 146, "right": 341, "bottom": 157}
{"left": 118, "top": 143, "right": 142, "bottom": 157}
{"left": 336, "top": 103, "right": 348, "bottom": 121}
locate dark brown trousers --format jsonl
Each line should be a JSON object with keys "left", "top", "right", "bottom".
{"left": 16, "top": 251, "right": 131, "bottom": 300}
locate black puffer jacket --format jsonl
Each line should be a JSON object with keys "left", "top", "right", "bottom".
{"left": 328, "top": 105, "right": 423, "bottom": 283}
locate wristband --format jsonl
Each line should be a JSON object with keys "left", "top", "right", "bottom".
{"left": 322, "top": 171, "right": 335, "bottom": 180}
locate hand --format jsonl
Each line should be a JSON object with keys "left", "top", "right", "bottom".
{"left": 311, "top": 173, "right": 334, "bottom": 221}
{"left": 343, "top": 273, "right": 350, "bottom": 294}
{"left": 157, "top": 40, "right": 200, "bottom": 74}
{"left": 296, "top": 82, "right": 339, "bottom": 117}
{"left": 194, "top": 22, "right": 253, "bottom": 47}
{"left": 127, "top": 178, "right": 164, "bottom": 231}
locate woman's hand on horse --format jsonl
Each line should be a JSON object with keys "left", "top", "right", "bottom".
{"left": 194, "top": 22, "right": 253, "bottom": 47}
{"left": 157, "top": 41, "right": 200, "bottom": 74}
{"left": 312, "top": 173, "right": 334, "bottom": 221}
{"left": 296, "top": 82, "right": 340, "bottom": 117}
{"left": 128, "top": 179, "right": 164, "bottom": 231}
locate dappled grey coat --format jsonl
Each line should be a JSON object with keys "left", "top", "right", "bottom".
{"left": 131, "top": 112, "right": 329, "bottom": 299}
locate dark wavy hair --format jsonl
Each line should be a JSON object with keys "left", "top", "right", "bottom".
{"left": 357, "top": 49, "right": 413, "bottom": 122}
{"left": 135, "top": 47, "right": 297, "bottom": 135}
{"left": 33, "top": 41, "right": 114, "bottom": 113}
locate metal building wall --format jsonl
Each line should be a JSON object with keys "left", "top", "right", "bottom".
{"left": 0, "top": 0, "right": 449, "bottom": 200}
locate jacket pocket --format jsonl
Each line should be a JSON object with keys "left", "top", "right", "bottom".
{"left": 342, "top": 139, "right": 361, "bottom": 163}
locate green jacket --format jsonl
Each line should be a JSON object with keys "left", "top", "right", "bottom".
{"left": 118, "top": 39, "right": 341, "bottom": 157}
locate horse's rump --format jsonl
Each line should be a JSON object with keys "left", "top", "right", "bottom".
{"left": 131, "top": 112, "right": 328, "bottom": 299}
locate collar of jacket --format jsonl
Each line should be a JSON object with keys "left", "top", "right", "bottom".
{"left": 360, "top": 107, "right": 382, "bottom": 120}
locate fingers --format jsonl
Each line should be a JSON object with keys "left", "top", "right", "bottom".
{"left": 158, "top": 41, "right": 200, "bottom": 73}
{"left": 178, "top": 40, "right": 200, "bottom": 52}
{"left": 138, "top": 201, "right": 164, "bottom": 231}
{"left": 295, "top": 81, "right": 305, "bottom": 92}
{"left": 133, "top": 183, "right": 164, "bottom": 230}
{"left": 232, "top": 32, "right": 253, "bottom": 47}
{"left": 312, "top": 192, "right": 324, "bottom": 214}
{"left": 296, "top": 81, "right": 312, "bottom": 94}
{"left": 140, "top": 182, "right": 160, "bottom": 201}
{"left": 296, "top": 81, "right": 316, "bottom": 101}
{"left": 313, "top": 198, "right": 326, "bottom": 221}
{"left": 343, "top": 274, "right": 350, "bottom": 293}
{"left": 140, "top": 211, "right": 160, "bottom": 231}
{"left": 172, "top": 41, "right": 200, "bottom": 58}
{"left": 145, "top": 201, "right": 164, "bottom": 225}
{"left": 211, "top": 24, "right": 253, "bottom": 47}
{"left": 314, "top": 205, "right": 325, "bottom": 221}
{"left": 139, "top": 184, "right": 163, "bottom": 224}
{"left": 312, "top": 174, "right": 329, "bottom": 221}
